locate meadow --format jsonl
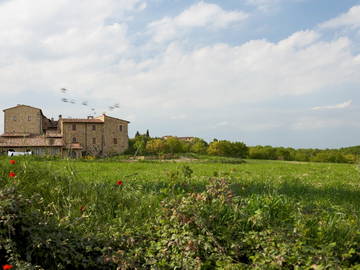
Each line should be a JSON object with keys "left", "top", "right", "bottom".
{"left": 1, "top": 156, "right": 360, "bottom": 269}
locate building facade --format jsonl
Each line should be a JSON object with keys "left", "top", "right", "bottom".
{"left": 0, "top": 105, "right": 129, "bottom": 157}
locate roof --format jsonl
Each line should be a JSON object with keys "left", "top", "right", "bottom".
{"left": 61, "top": 118, "right": 104, "bottom": 123}
{"left": 98, "top": 114, "right": 130, "bottom": 123}
{"left": 3, "top": 104, "right": 44, "bottom": 116}
{"left": 1, "top": 133, "right": 31, "bottom": 137}
{"left": 0, "top": 136, "right": 63, "bottom": 147}
{"left": 64, "top": 143, "right": 83, "bottom": 150}
{"left": 162, "top": 136, "right": 195, "bottom": 140}
{"left": 45, "top": 130, "right": 63, "bottom": 138}
{"left": 43, "top": 118, "right": 58, "bottom": 129}
{"left": 178, "top": 137, "right": 195, "bottom": 140}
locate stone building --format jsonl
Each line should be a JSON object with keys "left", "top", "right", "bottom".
{"left": 0, "top": 104, "right": 129, "bottom": 157}
{"left": 162, "top": 136, "right": 195, "bottom": 142}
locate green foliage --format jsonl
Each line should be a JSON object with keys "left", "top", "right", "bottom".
{"left": 165, "top": 137, "right": 184, "bottom": 154}
{"left": 190, "top": 138, "right": 208, "bottom": 154}
{"left": 127, "top": 133, "right": 360, "bottom": 164}
{"left": 1, "top": 157, "right": 360, "bottom": 268}
{"left": 146, "top": 138, "right": 168, "bottom": 154}
{"left": 208, "top": 140, "right": 248, "bottom": 158}
{"left": 248, "top": 145, "right": 359, "bottom": 164}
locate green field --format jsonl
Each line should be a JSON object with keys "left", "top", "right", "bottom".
{"left": 1, "top": 157, "right": 360, "bottom": 269}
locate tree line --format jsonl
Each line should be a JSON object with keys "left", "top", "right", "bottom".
{"left": 127, "top": 132, "right": 248, "bottom": 158}
{"left": 126, "top": 131, "right": 359, "bottom": 163}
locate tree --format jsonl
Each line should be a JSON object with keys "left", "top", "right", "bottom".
{"left": 207, "top": 141, "right": 227, "bottom": 156}
{"left": 165, "top": 137, "right": 183, "bottom": 154}
{"left": 229, "top": 142, "right": 248, "bottom": 158}
{"left": 146, "top": 139, "right": 168, "bottom": 154}
{"left": 133, "top": 135, "right": 150, "bottom": 156}
{"left": 190, "top": 138, "right": 208, "bottom": 154}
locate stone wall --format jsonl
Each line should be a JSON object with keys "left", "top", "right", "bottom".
{"left": 4, "top": 106, "right": 42, "bottom": 134}
{"left": 62, "top": 122, "right": 104, "bottom": 155}
{"left": 99, "top": 115, "right": 128, "bottom": 155}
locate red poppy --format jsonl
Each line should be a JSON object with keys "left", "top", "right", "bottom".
{"left": 80, "top": 206, "right": 86, "bottom": 212}
{"left": 8, "top": 172, "right": 16, "bottom": 178}
{"left": 9, "top": 160, "right": 16, "bottom": 165}
{"left": 2, "top": 265, "right": 13, "bottom": 270}
{"left": 116, "top": 180, "right": 123, "bottom": 186}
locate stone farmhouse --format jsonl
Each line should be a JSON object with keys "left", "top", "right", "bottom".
{"left": 0, "top": 105, "right": 129, "bottom": 158}
{"left": 162, "top": 136, "right": 195, "bottom": 142}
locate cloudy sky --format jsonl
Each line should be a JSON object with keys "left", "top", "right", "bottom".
{"left": 1, "top": 0, "right": 360, "bottom": 148}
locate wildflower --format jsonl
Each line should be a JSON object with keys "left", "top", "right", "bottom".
{"left": 8, "top": 172, "right": 16, "bottom": 178}
{"left": 116, "top": 180, "right": 123, "bottom": 186}
{"left": 2, "top": 265, "right": 13, "bottom": 270}
{"left": 80, "top": 206, "right": 86, "bottom": 212}
{"left": 9, "top": 160, "right": 16, "bottom": 165}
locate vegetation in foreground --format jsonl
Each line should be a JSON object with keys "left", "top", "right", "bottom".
{"left": 1, "top": 156, "right": 360, "bottom": 269}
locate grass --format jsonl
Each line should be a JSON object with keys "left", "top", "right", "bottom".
{"left": 33, "top": 158, "right": 360, "bottom": 206}
{"left": 1, "top": 156, "right": 360, "bottom": 269}
{"left": 11, "top": 157, "right": 360, "bottom": 228}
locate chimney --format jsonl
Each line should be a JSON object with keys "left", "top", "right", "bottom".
{"left": 87, "top": 116, "right": 94, "bottom": 119}
{"left": 51, "top": 117, "right": 54, "bottom": 121}
{"left": 58, "top": 114, "right": 62, "bottom": 119}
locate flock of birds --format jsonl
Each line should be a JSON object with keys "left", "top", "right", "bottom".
{"left": 60, "top": 88, "right": 120, "bottom": 116}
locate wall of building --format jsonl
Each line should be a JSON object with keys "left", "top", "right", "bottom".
{"left": 102, "top": 115, "right": 128, "bottom": 155}
{"left": 85, "top": 123, "right": 104, "bottom": 155}
{"left": 4, "top": 106, "right": 42, "bottom": 134}
{"left": 62, "top": 122, "right": 104, "bottom": 155}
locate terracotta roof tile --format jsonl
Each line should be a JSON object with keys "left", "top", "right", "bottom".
{"left": 1, "top": 133, "right": 31, "bottom": 137}
{"left": 0, "top": 136, "right": 63, "bottom": 147}
{"left": 61, "top": 118, "right": 104, "bottom": 123}
{"left": 45, "top": 130, "right": 63, "bottom": 138}
{"left": 64, "top": 143, "right": 83, "bottom": 149}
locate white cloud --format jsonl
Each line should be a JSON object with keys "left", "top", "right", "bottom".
{"left": 311, "top": 100, "right": 352, "bottom": 111}
{"left": 246, "top": 0, "right": 302, "bottom": 12}
{"left": 278, "top": 30, "right": 319, "bottom": 49}
{"left": 147, "top": 1, "right": 248, "bottom": 42}
{"left": 320, "top": 5, "right": 360, "bottom": 29}
{"left": 170, "top": 114, "right": 188, "bottom": 120}
{"left": 247, "top": 0, "right": 280, "bottom": 11}
{"left": 1, "top": 29, "right": 359, "bottom": 114}
{"left": 291, "top": 116, "right": 359, "bottom": 131}
{"left": 1, "top": 0, "right": 360, "bottom": 145}
{"left": 0, "top": 0, "right": 143, "bottom": 60}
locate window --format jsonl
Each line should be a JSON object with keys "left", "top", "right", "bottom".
{"left": 72, "top": 124, "right": 76, "bottom": 131}
{"left": 72, "top": 137, "right": 77, "bottom": 143}
{"left": 12, "top": 116, "right": 16, "bottom": 121}
{"left": 28, "top": 115, "right": 31, "bottom": 121}
{"left": 119, "top": 125, "right": 123, "bottom": 132}
{"left": 92, "top": 138, "right": 96, "bottom": 144}
{"left": 92, "top": 125, "right": 96, "bottom": 131}
{"left": 113, "top": 138, "right": 117, "bottom": 144}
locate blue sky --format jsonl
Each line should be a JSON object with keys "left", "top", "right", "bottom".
{"left": 1, "top": 0, "right": 360, "bottom": 148}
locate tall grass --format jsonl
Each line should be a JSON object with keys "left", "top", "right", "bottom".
{"left": 1, "top": 156, "right": 360, "bottom": 269}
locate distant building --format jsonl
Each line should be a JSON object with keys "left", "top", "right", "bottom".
{"left": 162, "top": 136, "right": 195, "bottom": 142}
{"left": 0, "top": 104, "right": 129, "bottom": 158}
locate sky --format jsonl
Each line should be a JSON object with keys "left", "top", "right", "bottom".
{"left": 1, "top": 0, "right": 360, "bottom": 149}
